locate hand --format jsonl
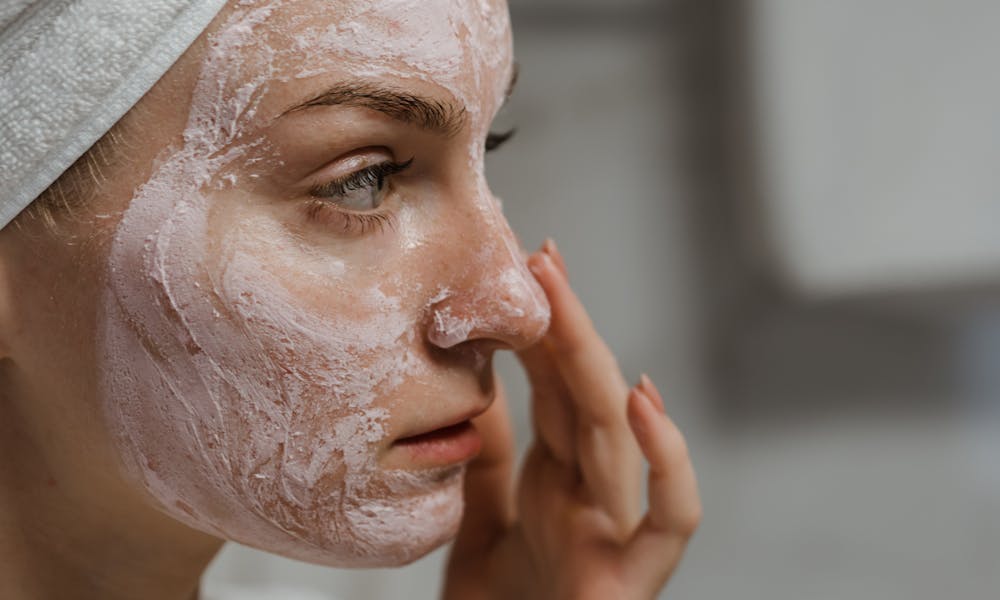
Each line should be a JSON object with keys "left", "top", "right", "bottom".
{"left": 443, "top": 239, "right": 702, "bottom": 600}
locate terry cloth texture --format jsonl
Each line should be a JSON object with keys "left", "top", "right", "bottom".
{"left": 0, "top": 0, "right": 229, "bottom": 229}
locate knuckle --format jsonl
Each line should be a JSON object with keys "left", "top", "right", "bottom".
{"left": 674, "top": 505, "right": 703, "bottom": 538}
{"left": 546, "top": 320, "right": 586, "bottom": 352}
{"left": 551, "top": 321, "right": 608, "bottom": 364}
{"left": 577, "top": 404, "right": 617, "bottom": 429}
{"left": 662, "top": 425, "right": 691, "bottom": 462}
{"left": 550, "top": 331, "right": 589, "bottom": 365}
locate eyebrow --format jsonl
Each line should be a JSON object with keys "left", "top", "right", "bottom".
{"left": 278, "top": 64, "right": 520, "bottom": 138}
{"left": 280, "top": 82, "right": 466, "bottom": 137}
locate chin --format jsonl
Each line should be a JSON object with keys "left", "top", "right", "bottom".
{"left": 224, "top": 464, "right": 469, "bottom": 569}
{"left": 354, "top": 514, "right": 463, "bottom": 568}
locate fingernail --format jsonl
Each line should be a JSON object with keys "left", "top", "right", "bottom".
{"left": 528, "top": 256, "right": 543, "bottom": 276}
{"left": 543, "top": 237, "right": 558, "bottom": 256}
{"left": 640, "top": 388, "right": 662, "bottom": 419}
{"left": 628, "top": 388, "right": 650, "bottom": 436}
{"left": 539, "top": 252, "right": 556, "bottom": 272}
{"left": 640, "top": 373, "right": 665, "bottom": 413}
{"left": 528, "top": 252, "right": 550, "bottom": 277}
{"left": 549, "top": 239, "right": 566, "bottom": 266}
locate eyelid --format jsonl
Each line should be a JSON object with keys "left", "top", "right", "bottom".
{"left": 308, "top": 158, "right": 413, "bottom": 199}
{"left": 302, "top": 149, "right": 393, "bottom": 190}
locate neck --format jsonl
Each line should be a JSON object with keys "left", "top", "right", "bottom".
{"left": 0, "top": 393, "right": 224, "bottom": 600}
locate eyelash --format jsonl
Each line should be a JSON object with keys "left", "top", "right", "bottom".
{"left": 486, "top": 128, "right": 516, "bottom": 152}
{"left": 306, "top": 159, "right": 412, "bottom": 234}
{"left": 304, "top": 129, "right": 516, "bottom": 233}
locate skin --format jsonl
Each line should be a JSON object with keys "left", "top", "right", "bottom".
{"left": 94, "top": 0, "right": 538, "bottom": 567}
{"left": 0, "top": 1, "right": 701, "bottom": 598}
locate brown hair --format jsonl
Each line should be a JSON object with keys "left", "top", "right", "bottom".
{"left": 15, "top": 122, "right": 132, "bottom": 233}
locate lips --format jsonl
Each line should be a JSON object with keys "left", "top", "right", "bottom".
{"left": 393, "top": 405, "right": 488, "bottom": 444}
{"left": 392, "top": 407, "right": 488, "bottom": 466}
{"left": 394, "top": 420, "right": 474, "bottom": 445}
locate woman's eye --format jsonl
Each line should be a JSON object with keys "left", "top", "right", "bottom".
{"left": 304, "top": 158, "right": 413, "bottom": 234}
{"left": 309, "top": 158, "right": 413, "bottom": 210}
{"left": 322, "top": 173, "right": 385, "bottom": 211}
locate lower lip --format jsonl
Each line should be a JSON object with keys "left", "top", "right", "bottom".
{"left": 393, "top": 420, "right": 482, "bottom": 466}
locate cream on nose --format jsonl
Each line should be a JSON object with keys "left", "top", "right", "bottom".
{"left": 426, "top": 227, "right": 551, "bottom": 351}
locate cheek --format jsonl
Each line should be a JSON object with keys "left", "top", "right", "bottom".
{"left": 98, "top": 170, "right": 459, "bottom": 566}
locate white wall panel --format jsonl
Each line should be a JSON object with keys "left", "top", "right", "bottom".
{"left": 752, "top": 1, "right": 1000, "bottom": 297}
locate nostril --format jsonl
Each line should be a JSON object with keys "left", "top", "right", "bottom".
{"left": 429, "top": 305, "right": 478, "bottom": 349}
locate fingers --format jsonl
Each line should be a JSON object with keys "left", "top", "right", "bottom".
{"left": 528, "top": 243, "right": 630, "bottom": 429}
{"left": 623, "top": 377, "right": 702, "bottom": 588}
{"left": 526, "top": 242, "right": 643, "bottom": 534}
{"left": 528, "top": 247, "right": 629, "bottom": 423}
{"left": 640, "top": 373, "right": 666, "bottom": 412}
{"left": 515, "top": 342, "right": 576, "bottom": 466}
{"left": 541, "top": 238, "right": 569, "bottom": 279}
{"left": 517, "top": 441, "right": 579, "bottom": 565}
{"left": 451, "top": 375, "right": 517, "bottom": 556}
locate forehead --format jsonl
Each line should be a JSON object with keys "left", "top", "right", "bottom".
{"left": 216, "top": 0, "right": 514, "bottom": 124}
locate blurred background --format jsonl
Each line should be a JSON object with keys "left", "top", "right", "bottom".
{"left": 204, "top": 0, "right": 1000, "bottom": 598}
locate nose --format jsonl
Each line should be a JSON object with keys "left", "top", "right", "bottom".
{"left": 425, "top": 196, "right": 551, "bottom": 352}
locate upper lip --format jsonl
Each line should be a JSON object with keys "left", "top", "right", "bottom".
{"left": 394, "top": 404, "right": 490, "bottom": 442}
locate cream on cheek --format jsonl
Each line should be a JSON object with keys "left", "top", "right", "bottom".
{"left": 98, "top": 0, "right": 548, "bottom": 568}
{"left": 107, "top": 196, "right": 456, "bottom": 567}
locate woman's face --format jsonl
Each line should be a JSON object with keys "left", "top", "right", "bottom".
{"left": 58, "top": 0, "right": 549, "bottom": 567}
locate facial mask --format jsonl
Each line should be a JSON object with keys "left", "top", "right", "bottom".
{"left": 98, "top": 0, "right": 550, "bottom": 567}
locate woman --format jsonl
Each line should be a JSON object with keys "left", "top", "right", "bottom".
{"left": 0, "top": 0, "right": 701, "bottom": 598}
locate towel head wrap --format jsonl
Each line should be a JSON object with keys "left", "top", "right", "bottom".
{"left": 0, "top": 0, "right": 229, "bottom": 229}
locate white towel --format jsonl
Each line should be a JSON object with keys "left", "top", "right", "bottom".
{"left": 0, "top": 0, "right": 228, "bottom": 229}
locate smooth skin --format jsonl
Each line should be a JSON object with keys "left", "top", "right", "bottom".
{"left": 445, "top": 239, "right": 702, "bottom": 599}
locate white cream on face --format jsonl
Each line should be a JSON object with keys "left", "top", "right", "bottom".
{"left": 97, "top": 0, "right": 549, "bottom": 567}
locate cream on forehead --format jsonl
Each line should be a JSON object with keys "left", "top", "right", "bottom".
{"left": 227, "top": 0, "right": 514, "bottom": 181}
{"left": 286, "top": 0, "right": 512, "bottom": 116}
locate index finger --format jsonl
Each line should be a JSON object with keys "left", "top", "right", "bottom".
{"left": 526, "top": 245, "right": 643, "bottom": 533}
{"left": 527, "top": 249, "right": 629, "bottom": 428}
